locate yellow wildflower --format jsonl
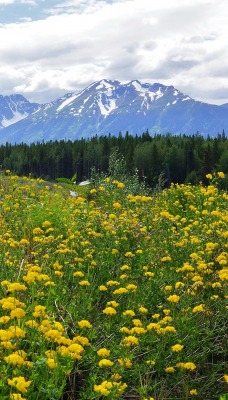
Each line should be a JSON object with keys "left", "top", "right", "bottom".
{"left": 161, "top": 326, "right": 176, "bottom": 334}
{"left": 152, "top": 314, "right": 160, "bottom": 319}
{"left": 161, "top": 256, "right": 172, "bottom": 262}
{"left": 103, "top": 307, "right": 117, "bottom": 315}
{"left": 165, "top": 367, "right": 175, "bottom": 373}
{"left": 120, "top": 327, "right": 130, "bottom": 334}
{"left": 145, "top": 271, "right": 155, "bottom": 277}
{"left": 107, "top": 280, "right": 120, "bottom": 286}
{"left": 90, "top": 188, "right": 97, "bottom": 194}
{"left": 7, "top": 376, "right": 32, "bottom": 394}
{"left": 122, "top": 335, "right": 139, "bottom": 347}
{"left": 42, "top": 220, "right": 52, "bottom": 228}
{"left": 190, "top": 389, "right": 198, "bottom": 395}
{"left": 124, "top": 251, "right": 134, "bottom": 257}
{"left": 5, "top": 354, "right": 25, "bottom": 366}
{"left": 192, "top": 304, "right": 205, "bottom": 313}
{"left": 0, "top": 315, "right": 10, "bottom": 324}
{"left": 111, "top": 373, "right": 122, "bottom": 380}
{"left": 109, "top": 213, "right": 116, "bottom": 220}
{"left": 10, "top": 308, "right": 26, "bottom": 319}
{"left": 130, "top": 327, "right": 147, "bottom": 334}
{"left": 113, "top": 202, "right": 121, "bottom": 209}
{"left": 146, "top": 360, "right": 156, "bottom": 366}
{"left": 107, "top": 301, "right": 119, "bottom": 308}
{"left": 78, "top": 320, "right": 92, "bottom": 328}
{"left": 125, "top": 283, "right": 137, "bottom": 291}
{"left": 46, "top": 358, "right": 58, "bottom": 368}
{"left": 79, "top": 280, "right": 90, "bottom": 286}
{"left": 138, "top": 306, "right": 148, "bottom": 314}
{"left": 99, "top": 285, "right": 107, "bottom": 291}
{"left": 97, "top": 348, "right": 111, "bottom": 357}
{"left": 10, "top": 394, "right": 27, "bottom": 400}
{"left": 6, "top": 283, "right": 27, "bottom": 292}
{"left": 175, "top": 282, "right": 185, "bottom": 289}
{"left": 122, "top": 310, "right": 135, "bottom": 317}
{"left": 113, "top": 287, "right": 128, "bottom": 295}
{"left": 8, "top": 326, "right": 26, "bottom": 338}
{"left": 176, "top": 362, "right": 196, "bottom": 370}
{"left": 172, "top": 344, "right": 184, "bottom": 352}
{"left": 32, "top": 305, "right": 46, "bottom": 318}
{"left": 45, "top": 329, "right": 62, "bottom": 341}
{"left": 73, "top": 271, "right": 85, "bottom": 277}
{"left": 118, "top": 358, "right": 132, "bottom": 368}
{"left": 98, "top": 358, "right": 114, "bottom": 367}
{"left": 120, "top": 265, "right": 131, "bottom": 271}
{"left": 94, "top": 380, "right": 113, "bottom": 396}
{"left": 167, "top": 294, "right": 180, "bottom": 303}
{"left": 68, "top": 343, "right": 84, "bottom": 355}
{"left": 132, "top": 319, "right": 142, "bottom": 326}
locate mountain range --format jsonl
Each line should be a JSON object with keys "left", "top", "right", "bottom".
{"left": 0, "top": 80, "right": 227, "bottom": 144}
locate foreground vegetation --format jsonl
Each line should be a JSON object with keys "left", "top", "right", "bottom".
{"left": 0, "top": 170, "right": 227, "bottom": 399}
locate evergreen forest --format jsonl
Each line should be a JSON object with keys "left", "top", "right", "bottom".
{"left": 0, "top": 131, "right": 228, "bottom": 187}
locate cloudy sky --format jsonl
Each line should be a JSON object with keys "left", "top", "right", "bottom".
{"left": 0, "top": 0, "right": 227, "bottom": 105}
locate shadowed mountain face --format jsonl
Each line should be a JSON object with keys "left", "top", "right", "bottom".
{"left": 0, "top": 94, "right": 41, "bottom": 130}
{"left": 0, "top": 80, "right": 227, "bottom": 144}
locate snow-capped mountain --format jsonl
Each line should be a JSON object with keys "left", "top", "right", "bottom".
{"left": 0, "top": 94, "right": 41, "bottom": 130}
{"left": 0, "top": 80, "right": 227, "bottom": 144}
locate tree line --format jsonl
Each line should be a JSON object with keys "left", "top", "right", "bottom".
{"left": 0, "top": 131, "right": 227, "bottom": 187}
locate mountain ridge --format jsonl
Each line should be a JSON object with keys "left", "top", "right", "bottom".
{"left": 0, "top": 94, "right": 41, "bottom": 130}
{"left": 0, "top": 80, "right": 227, "bottom": 144}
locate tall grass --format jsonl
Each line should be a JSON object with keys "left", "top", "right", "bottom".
{"left": 0, "top": 170, "right": 227, "bottom": 399}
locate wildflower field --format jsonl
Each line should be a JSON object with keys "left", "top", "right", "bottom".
{"left": 0, "top": 171, "right": 227, "bottom": 400}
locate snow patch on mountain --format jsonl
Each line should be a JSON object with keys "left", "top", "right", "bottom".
{"left": 96, "top": 80, "right": 115, "bottom": 90}
{"left": 131, "top": 80, "right": 164, "bottom": 103}
{"left": 57, "top": 94, "right": 80, "bottom": 112}
{"left": 131, "top": 80, "right": 144, "bottom": 92}
{"left": 0, "top": 94, "right": 41, "bottom": 129}
{"left": 1, "top": 111, "right": 29, "bottom": 127}
{"left": 148, "top": 89, "right": 164, "bottom": 102}
{"left": 97, "top": 93, "right": 116, "bottom": 116}
{"left": 84, "top": 95, "right": 91, "bottom": 104}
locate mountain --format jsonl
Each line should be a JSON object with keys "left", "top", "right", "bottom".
{"left": 0, "top": 94, "right": 41, "bottom": 130}
{"left": 0, "top": 80, "right": 227, "bottom": 144}
{"left": 221, "top": 103, "right": 228, "bottom": 109}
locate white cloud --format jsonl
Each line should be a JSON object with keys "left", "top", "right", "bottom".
{"left": 0, "top": 0, "right": 227, "bottom": 104}
{"left": 19, "top": 17, "right": 32, "bottom": 22}
{"left": 44, "top": 0, "right": 109, "bottom": 14}
{"left": 0, "top": 0, "right": 36, "bottom": 4}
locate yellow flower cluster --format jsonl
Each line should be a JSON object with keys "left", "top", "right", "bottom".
{"left": 8, "top": 376, "right": 32, "bottom": 394}
{"left": 94, "top": 379, "right": 127, "bottom": 396}
{"left": 0, "top": 172, "right": 227, "bottom": 399}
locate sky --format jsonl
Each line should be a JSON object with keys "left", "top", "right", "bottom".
{"left": 0, "top": 0, "right": 227, "bottom": 105}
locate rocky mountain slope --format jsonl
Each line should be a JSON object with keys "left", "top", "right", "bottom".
{"left": 0, "top": 80, "right": 227, "bottom": 144}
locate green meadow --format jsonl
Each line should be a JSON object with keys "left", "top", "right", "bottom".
{"left": 0, "top": 170, "right": 227, "bottom": 400}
